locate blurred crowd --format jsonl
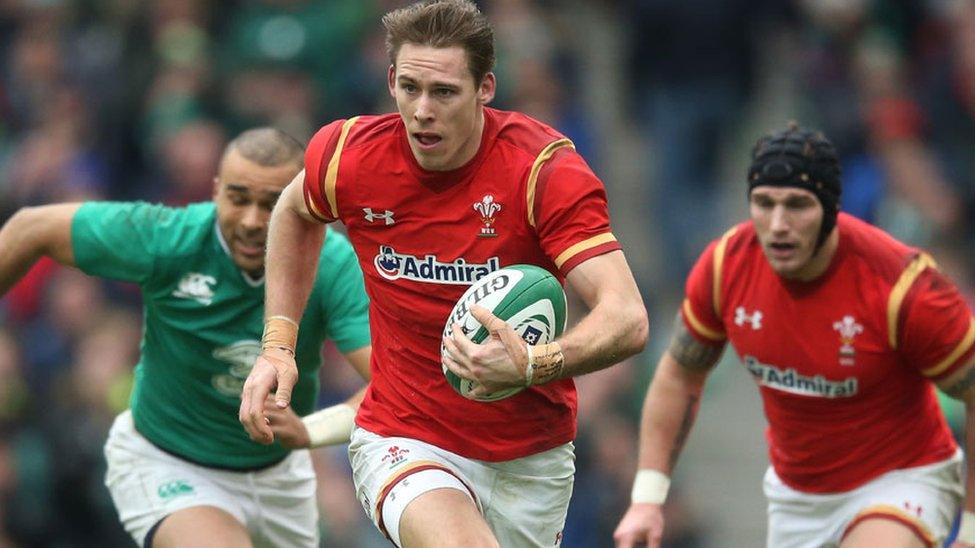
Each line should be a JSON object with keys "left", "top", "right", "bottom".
{"left": 0, "top": 0, "right": 973, "bottom": 546}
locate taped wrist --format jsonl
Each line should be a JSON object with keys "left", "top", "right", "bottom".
{"left": 631, "top": 469, "right": 671, "bottom": 504}
{"left": 525, "top": 341, "right": 564, "bottom": 386}
{"left": 301, "top": 403, "right": 356, "bottom": 447}
{"left": 263, "top": 315, "right": 299, "bottom": 355}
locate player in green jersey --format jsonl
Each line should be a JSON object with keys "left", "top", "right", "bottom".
{"left": 0, "top": 128, "right": 372, "bottom": 548}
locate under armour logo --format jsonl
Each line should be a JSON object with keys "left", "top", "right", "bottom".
{"left": 363, "top": 208, "right": 395, "bottom": 225}
{"left": 734, "top": 306, "right": 763, "bottom": 330}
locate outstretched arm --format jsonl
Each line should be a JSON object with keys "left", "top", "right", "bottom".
{"left": 613, "top": 315, "right": 725, "bottom": 548}
{"left": 0, "top": 203, "right": 81, "bottom": 295}
{"left": 239, "top": 171, "right": 326, "bottom": 443}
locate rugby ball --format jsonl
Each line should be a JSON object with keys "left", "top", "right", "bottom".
{"left": 441, "top": 264, "right": 567, "bottom": 402}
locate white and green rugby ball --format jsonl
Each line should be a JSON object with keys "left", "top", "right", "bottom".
{"left": 442, "top": 264, "right": 567, "bottom": 402}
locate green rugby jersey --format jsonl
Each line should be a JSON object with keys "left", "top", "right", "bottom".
{"left": 72, "top": 201, "right": 370, "bottom": 469}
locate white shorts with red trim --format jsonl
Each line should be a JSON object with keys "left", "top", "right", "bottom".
{"left": 348, "top": 426, "right": 575, "bottom": 547}
{"left": 763, "top": 449, "right": 963, "bottom": 548}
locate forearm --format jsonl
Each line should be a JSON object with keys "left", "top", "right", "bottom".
{"left": 0, "top": 205, "right": 78, "bottom": 295}
{"left": 264, "top": 189, "right": 325, "bottom": 323}
{"left": 557, "top": 295, "right": 648, "bottom": 377}
{"left": 637, "top": 353, "right": 707, "bottom": 473}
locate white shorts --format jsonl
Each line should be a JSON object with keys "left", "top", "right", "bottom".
{"left": 348, "top": 426, "right": 575, "bottom": 547}
{"left": 764, "top": 450, "right": 964, "bottom": 548}
{"left": 103, "top": 410, "right": 319, "bottom": 547}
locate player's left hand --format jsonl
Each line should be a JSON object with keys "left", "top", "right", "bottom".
{"left": 263, "top": 396, "right": 310, "bottom": 449}
{"left": 442, "top": 304, "right": 529, "bottom": 398}
{"left": 951, "top": 541, "right": 975, "bottom": 548}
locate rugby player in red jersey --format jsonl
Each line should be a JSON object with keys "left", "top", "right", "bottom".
{"left": 238, "top": 1, "right": 649, "bottom": 546}
{"left": 614, "top": 123, "right": 975, "bottom": 548}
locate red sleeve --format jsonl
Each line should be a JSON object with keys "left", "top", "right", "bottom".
{"left": 533, "top": 148, "right": 621, "bottom": 275}
{"left": 680, "top": 239, "right": 727, "bottom": 344}
{"left": 899, "top": 268, "right": 975, "bottom": 381}
{"left": 303, "top": 120, "right": 347, "bottom": 223}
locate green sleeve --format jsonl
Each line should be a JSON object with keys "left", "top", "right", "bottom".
{"left": 317, "top": 233, "right": 371, "bottom": 353}
{"left": 71, "top": 201, "right": 207, "bottom": 285}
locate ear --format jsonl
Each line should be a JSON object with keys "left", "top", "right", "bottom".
{"left": 212, "top": 176, "right": 221, "bottom": 199}
{"left": 387, "top": 64, "right": 397, "bottom": 99}
{"left": 477, "top": 72, "right": 496, "bottom": 105}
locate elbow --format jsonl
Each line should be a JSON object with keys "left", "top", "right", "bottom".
{"left": 623, "top": 302, "right": 650, "bottom": 357}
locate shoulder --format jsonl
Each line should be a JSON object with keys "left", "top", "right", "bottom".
{"left": 711, "top": 220, "right": 759, "bottom": 266}
{"left": 308, "top": 114, "right": 400, "bottom": 155}
{"left": 490, "top": 108, "right": 572, "bottom": 159}
{"left": 77, "top": 201, "right": 213, "bottom": 231}
{"left": 687, "top": 222, "right": 758, "bottom": 309}
{"left": 305, "top": 114, "right": 401, "bottom": 186}
{"left": 837, "top": 214, "right": 919, "bottom": 283}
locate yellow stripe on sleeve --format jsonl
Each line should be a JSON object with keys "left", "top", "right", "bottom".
{"left": 682, "top": 299, "right": 726, "bottom": 342}
{"left": 304, "top": 185, "right": 329, "bottom": 222}
{"left": 887, "top": 253, "right": 937, "bottom": 349}
{"left": 711, "top": 227, "right": 738, "bottom": 318}
{"left": 921, "top": 317, "right": 975, "bottom": 378}
{"left": 526, "top": 138, "right": 574, "bottom": 228}
{"left": 323, "top": 116, "right": 360, "bottom": 219}
{"left": 553, "top": 232, "right": 617, "bottom": 269}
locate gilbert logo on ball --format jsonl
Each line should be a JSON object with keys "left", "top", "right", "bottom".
{"left": 442, "top": 264, "right": 567, "bottom": 401}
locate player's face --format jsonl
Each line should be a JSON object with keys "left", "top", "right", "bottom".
{"left": 750, "top": 186, "right": 824, "bottom": 279}
{"left": 213, "top": 149, "right": 299, "bottom": 276}
{"left": 389, "top": 43, "right": 496, "bottom": 171}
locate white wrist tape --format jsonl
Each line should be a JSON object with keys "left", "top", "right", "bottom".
{"left": 631, "top": 469, "right": 671, "bottom": 504}
{"left": 957, "top": 511, "right": 975, "bottom": 544}
{"left": 301, "top": 403, "right": 356, "bottom": 448}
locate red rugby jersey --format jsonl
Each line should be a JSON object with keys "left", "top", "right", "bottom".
{"left": 303, "top": 107, "right": 621, "bottom": 460}
{"left": 683, "top": 213, "right": 974, "bottom": 493}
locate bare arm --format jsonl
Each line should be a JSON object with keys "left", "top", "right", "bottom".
{"left": 558, "top": 250, "right": 649, "bottom": 377}
{"left": 240, "top": 170, "right": 327, "bottom": 442}
{"left": 935, "top": 357, "right": 975, "bottom": 548}
{"left": 342, "top": 345, "right": 371, "bottom": 385}
{"left": 614, "top": 315, "right": 725, "bottom": 548}
{"left": 264, "top": 170, "right": 326, "bottom": 323}
{"left": 0, "top": 203, "right": 81, "bottom": 295}
{"left": 638, "top": 315, "right": 724, "bottom": 472}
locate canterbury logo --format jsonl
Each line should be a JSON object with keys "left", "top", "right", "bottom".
{"left": 157, "top": 480, "right": 194, "bottom": 499}
{"left": 172, "top": 272, "right": 216, "bottom": 305}
{"left": 363, "top": 208, "right": 395, "bottom": 225}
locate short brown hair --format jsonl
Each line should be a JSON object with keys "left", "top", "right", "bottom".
{"left": 383, "top": 0, "right": 495, "bottom": 84}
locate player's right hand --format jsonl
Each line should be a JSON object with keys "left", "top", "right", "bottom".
{"left": 239, "top": 347, "right": 299, "bottom": 444}
{"left": 613, "top": 503, "right": 665, "bottom": 548}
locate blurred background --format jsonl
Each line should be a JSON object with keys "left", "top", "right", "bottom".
{"left": 1, "top": 0, "right": 974, "bottom": 546}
